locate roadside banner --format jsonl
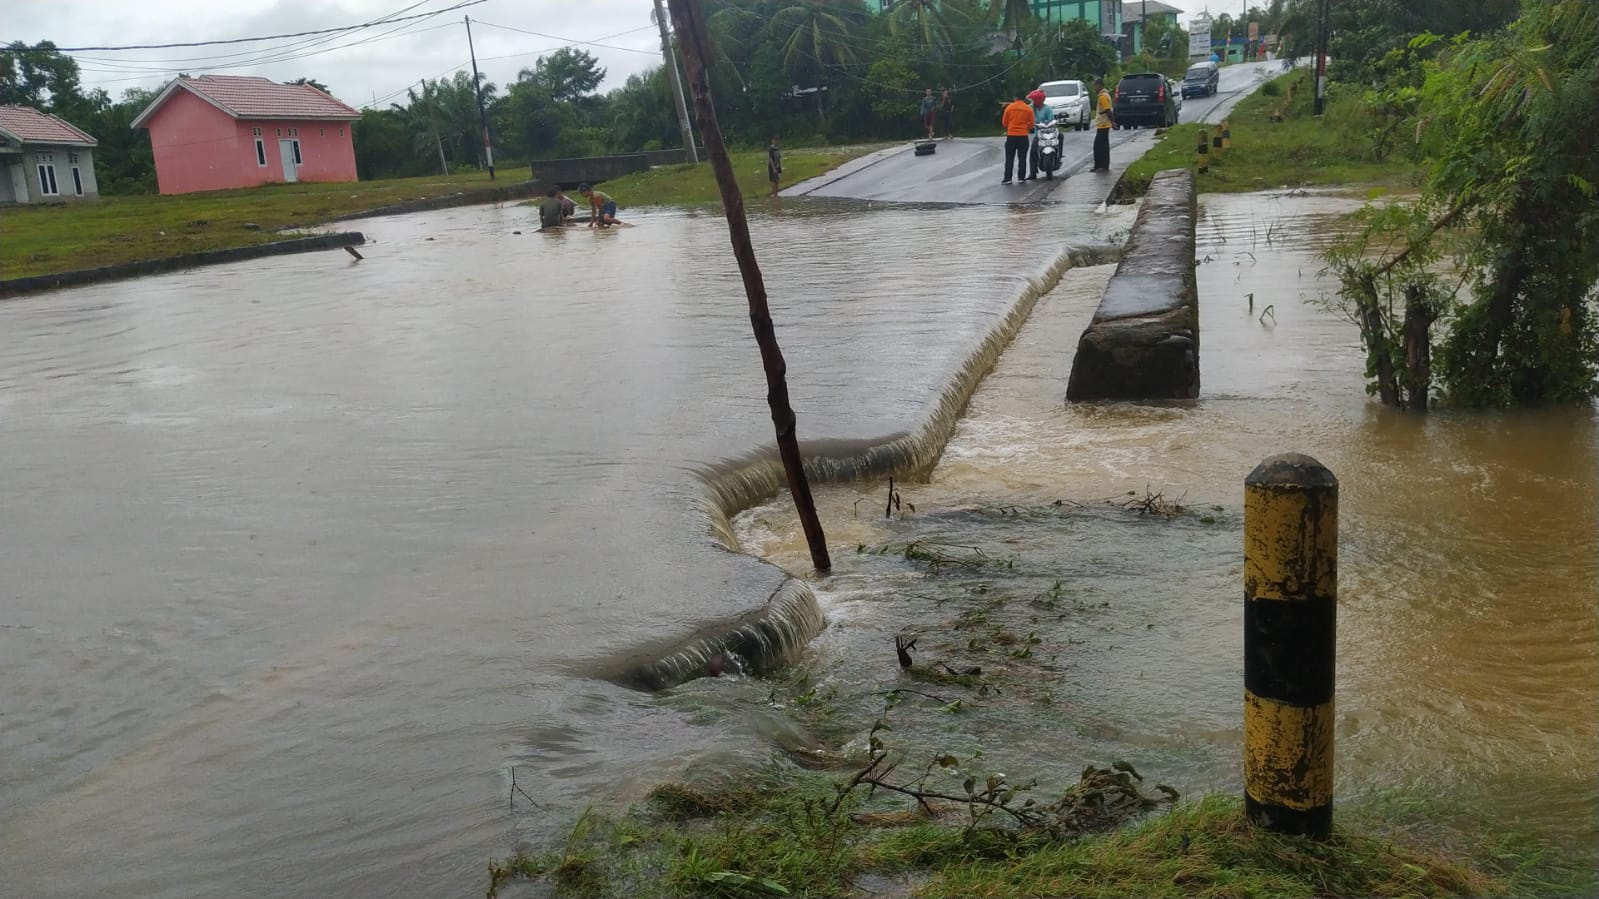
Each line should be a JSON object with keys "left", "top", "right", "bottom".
{"left": 1189, "top": 26, "right": 1211, "bottom": 58}
{"left": 1248, "top": 21, "right": 1260, "bottom": 41}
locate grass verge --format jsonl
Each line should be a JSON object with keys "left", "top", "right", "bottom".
{"left": 0, "top": 171, "right": 507, "bottom": 280}
{"left": 0, "top": 146, "right": 875, "bottom": 280}
{"left": 488, "top": 767, "right": 1553, "bottom": 899}
{"left": 585, "top": 145, "right": 883, "bottom": 210}
{"left": 1119, "top": 69, "right": 1427, "bottom": 198}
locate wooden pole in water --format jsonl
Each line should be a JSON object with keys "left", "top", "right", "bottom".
{"left": 666, "top": 0, "right": 832, "bottom": 573}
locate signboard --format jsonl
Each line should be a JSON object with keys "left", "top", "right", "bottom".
{"left": 1101, "top": 0, "right": 1121, "bottom": 37}
{"left": 1189, "top": 26, "right": 1211, "bottom": 58}
{"left": 1248, "top": 21, "right": 1260, "bottom": 41}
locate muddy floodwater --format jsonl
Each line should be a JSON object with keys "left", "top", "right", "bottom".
{"left": 735, "top": 193, "right": 1598, "bottom": 876}
{"left": 0, "top": 198, "right": 1133, "bottom": 897}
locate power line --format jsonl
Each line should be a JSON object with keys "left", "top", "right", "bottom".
{"left": 470, "top": 19, "right": 659, "bottom": 55}
{"left": 0, "top": 0, "right": 485, "bottom": 53}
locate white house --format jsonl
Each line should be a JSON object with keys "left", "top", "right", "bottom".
{"left": 0, "top": 105, "right": 100, "bottom": 204}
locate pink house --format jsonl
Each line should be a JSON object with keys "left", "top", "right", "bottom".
{"left": 131, "top": 75, "right": 361, "bottom": 195}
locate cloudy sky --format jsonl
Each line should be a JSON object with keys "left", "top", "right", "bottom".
{"left": 7, "top": 0, "right": 667, "bottom": 108}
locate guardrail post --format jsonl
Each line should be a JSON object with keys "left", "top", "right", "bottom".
{"left": 1243, "top": 453, "right": 1337, "bottom": 839}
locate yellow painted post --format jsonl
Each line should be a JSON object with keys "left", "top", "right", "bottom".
{"left": 1212, "top": 124, "right": 1223, "bottom": 149}
{"left": 1197, "top": 129, "right": 1209, "bottom": 174}
{"left": 1222, "top": 120, "right": 1233, "bottom": 150}
{"left": 1243, "top": 453, "right": 1337, "bottom": 839}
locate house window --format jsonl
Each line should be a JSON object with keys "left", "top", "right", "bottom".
{"left": 319, "top": 127, "right": 325, "bottom": 137}
{"left": 291, "top": 140, "right": 302, "bottom": 165}
{"left": 37, "top": 164, "right": 59, "bottom": 195}
{"left": 276, "top": 127, "right": 282, "bottom": 136}
{"left": 255, "top": 138, "right": 267, "bottom": 166}
{"left": 252, "top": 127, "right": 262, "bottom": 136}
{"left": 288, "top": 127, "right": 298, "bottom": 137}
{"left": 71, "top": 166, "right": 83, "bottom": 196}
{"left": 338, "top": 127, "right": 345, "bottom": 137}
{"left": 68, "top": 152, "right": 79, "bottom": 164}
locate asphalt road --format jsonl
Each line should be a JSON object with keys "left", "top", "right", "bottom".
{"left": 784, "top": 61, "right": 1281, "bottom": 207}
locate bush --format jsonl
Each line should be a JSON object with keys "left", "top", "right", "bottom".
{"left": 1261, "top": 80, "right": 1283, "bottom": 96}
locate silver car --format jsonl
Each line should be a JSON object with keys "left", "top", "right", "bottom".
{"left": 1038, "top": 80, "right": 1091, "bottom": 131}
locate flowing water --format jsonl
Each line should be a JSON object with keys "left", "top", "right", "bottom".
{"left": 733, "top": 192, "right": 1599, "bottom": 877}
{"left": 0, "top": 198, "right": 1136, "bottom": 897}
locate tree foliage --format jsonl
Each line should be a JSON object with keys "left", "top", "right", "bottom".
{"left": 1324, "top": 0, "right": 1599, "bottom": 409}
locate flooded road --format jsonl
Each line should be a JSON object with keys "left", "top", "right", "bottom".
{"left": 734, "top": 192, "right": 1599, "bottom": 874}
{"left": 0, "top": 198, "right": 1131, "bottom": 897}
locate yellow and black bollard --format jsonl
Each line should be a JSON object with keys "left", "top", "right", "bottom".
{"left": 1197, "top": 129, "right": 1209, "bottom": 174}
{"left": 1243, "top": 453, "right": 1337, "bottom": 839}
{"left": 1212, "top": 125, "right": 1223, "bottom": 149}
{"left": 1222, "top": 120, "right": 1233, "bottom": 150}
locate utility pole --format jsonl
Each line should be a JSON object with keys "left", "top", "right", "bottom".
{"left": 464, "top": 14, "right": 495, "bottom": 179}
{"left": 666, "top": 0, "right": 832, "bottom": 574}
{"left": 652, "top": 0, "right": 698, "bottom": 164}
{"left": 421, "top": 80, "right": 449, "bottom": 175}
{"left": 1313, "top": 0, "right": 1329, "bottom": 115}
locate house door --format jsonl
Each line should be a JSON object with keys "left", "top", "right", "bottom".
{"left": 279, "top": 140, "right": 298, "bottom": 182}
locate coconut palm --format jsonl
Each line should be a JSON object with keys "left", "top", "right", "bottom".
{"left": 767, "top": 0, "right": 865, "bottom": 78}
{"left": 989, "top": 0, "right": 1033, "bottom": 31}
{"left": 887, "top": 0, "right": 968, "bottom": 51}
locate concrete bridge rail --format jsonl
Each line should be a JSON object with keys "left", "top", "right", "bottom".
{"left": 1065, "top": 168, "right": 1199, "bottom": 401}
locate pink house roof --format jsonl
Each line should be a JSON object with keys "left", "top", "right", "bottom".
{"left": 130, "top": 75, "right": 361, "bottom": 129}
{"left": 0, "top": 105, "right": 98, "bottom": 147}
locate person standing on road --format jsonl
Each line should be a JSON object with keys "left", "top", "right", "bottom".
{"left": 1024, "top": 88, "right": 1055, "bottom": 181}
{"left": 920, "top": 88, "right": 937, "bottom": 140}
{"left": 1091, "top": 78, "right": 1114, "bottom": 172}
{"left": 1001, "top": 91, "right": 1034, "bottom": 184}
{"left": 938, "top": 89, "right": 955, "bottom": 139}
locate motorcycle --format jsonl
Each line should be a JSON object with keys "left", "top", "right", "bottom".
{"left": 1033, "top": 121, "right": 1063, "bottom": 180}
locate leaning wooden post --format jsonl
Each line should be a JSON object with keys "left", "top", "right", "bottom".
{"left": 667, "top": 0, "right": 831, "bottom": 573}
{"left": 1243, "top": 453, "right": 1336, "bottom": 839}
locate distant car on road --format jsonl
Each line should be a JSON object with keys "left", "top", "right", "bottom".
{"left": 1169, "top": 77, "right": 1184, "bottom": 111}
{"left": 1113, "top": 72, "right": 1179, "bottom": 128}
{"left": 1037, "top": 79, "right": 1091, "bottom": 131}
{"left": 1181, "top": 61, "right": 1220, "bottom": 98}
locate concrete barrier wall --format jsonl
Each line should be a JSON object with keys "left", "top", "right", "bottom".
{"left": 529, "top": 154, "right": 649, "bottom": 186}
{"left": 1065, "top": 168, "right": 1199, "bottom": 401}
{"left": 0, "top": 232, "right": 367, "bottom": 300}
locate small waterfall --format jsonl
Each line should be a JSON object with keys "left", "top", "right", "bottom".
{"left": 619, "top": 243, "right": 1121, "bottom": 691}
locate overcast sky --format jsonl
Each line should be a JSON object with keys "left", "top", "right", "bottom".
{"left": 6, "top": 0, "right": 666, "bottom": 108}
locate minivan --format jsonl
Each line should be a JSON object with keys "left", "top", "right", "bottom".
{"left": 1182, "top": 61, "right": 1220, "bottom": 98}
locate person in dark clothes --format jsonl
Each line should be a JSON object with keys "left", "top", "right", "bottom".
{"left": 1000, "top": 91, "right": 1034, "bottom": 185}
{"left": 938, "top": 88, "right": 955, "bottom": 139}
{"left": 1091, "top": 77, "right": 1115, "bottom": 172}
{"left": 767, "top": 136, "right": 782, "bottom": 198}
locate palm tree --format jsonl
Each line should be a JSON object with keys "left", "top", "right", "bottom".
{"left": 768, "top": 0, "right": 864, "bottom": 77}
{"left": 989, "top": 0, "right": 1033, "bottom": 31}
{"left": 887, "top": 0, "right": 967, "bottom": 51}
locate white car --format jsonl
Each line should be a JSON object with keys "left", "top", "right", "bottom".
{"left": 1168, "top": 77, "right": 1183, "bottom": 111}
{"left": 1038, "top": 80, "right": 1091, "bottom": 131}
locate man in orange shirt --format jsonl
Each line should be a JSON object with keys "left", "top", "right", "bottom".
{"left": 1000, "top": 91, "right": 1034, "bottom": 185}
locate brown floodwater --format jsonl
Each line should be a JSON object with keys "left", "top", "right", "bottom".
{"left": 0, "top": 197, "right": 1135, "bottom": 897}
{"left": 732, "top": 192, "right": 1599, "bottom": 871}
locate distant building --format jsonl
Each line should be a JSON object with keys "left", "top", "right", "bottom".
{"left": 131, "top": 75, "right": 361, "bottom": 195}
{"left": 0, "top": 105, "right": 99, "bottom": 205}
{"left": 1029, "top": 0, "right": 1124, "bottom": 35}
{"left": 1123, "top": 0, "right": 1184, "bottom": 55}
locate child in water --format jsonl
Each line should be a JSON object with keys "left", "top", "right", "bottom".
{"left": 578, "top": 183, "right": 619, "bottom": 228}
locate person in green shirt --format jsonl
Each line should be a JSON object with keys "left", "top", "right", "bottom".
{"left": 579, "top": 182, "right": 619, "bottom": 228}
{"left": 535, "top": 188, "right": 569, "bottom": 230}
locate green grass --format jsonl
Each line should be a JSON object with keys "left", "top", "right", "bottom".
{"left": 0, "top": 170, "right": 509, "bottom": 280}
{"left": 487, "top": 766, "right": 1547, "bottom": 899}
{"left": 592, "top": 144, "right": 883, "bottom": 210}
{"left": 1120, "top": 69, "right": 1427, "bottom": 198}
{"left": 0, "top": 146, "right": 874, "bottom": 280}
